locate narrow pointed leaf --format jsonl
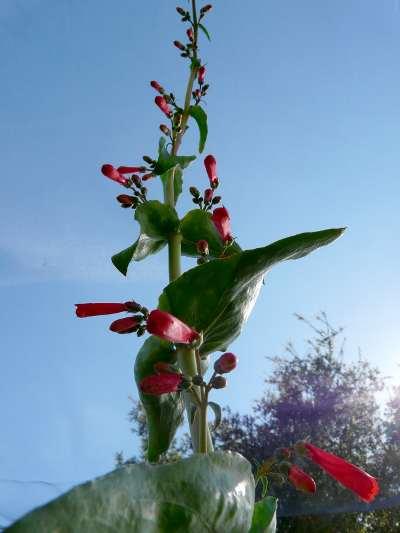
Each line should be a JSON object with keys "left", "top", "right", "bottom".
{"left": 249, "top": 497, "right": 278, "bottom": 533}
{"left": 135, "top": 200, "right": 180, "bottom": 240}
{"left": 154, "top": 137, "right": 196, "bottom": 175}
{"left": 160, "top": 228, "right": 345, "bottom": 354}
{"left": 7, "top": 453, "right": 255, "bottom": 533}
{"left": 189, "top": 105, "right": 208, "bottom": 153}
{"left": 111, "top": 235, "right": 166, "bottom": 276}
{"left": 208, "top": 401, "right": 222, "bottom": 429}
{"left": 134, "top": 336, "right": 184, "bottom": 462}
{"left": 181, "top": 209, "right": 241, "bottom": 258}
{"left": 198, "top": 23, "right": 211, "bottom": 41}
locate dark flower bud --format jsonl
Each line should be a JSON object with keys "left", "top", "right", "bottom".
{"left": 196, "top": 239, "right": 209, "bottom": 256}
{"left": 143, "top": 156, "right": 154, "bottom": 165}
{"left": 116, "top": 194, "right": 135, "bottom": 207}
{"left": 136, "top": 325, "right": 146, "bottom": 337}
{"left": 192, "top": 197, "right": 200, "bottom": 204}
{"left": 200, "top": 4, "right": 212, "bottom": 14}
{"left": 187, "top": 28, "right": 194, "bottom": 41}
{"left": 131, "top": 174, "right": 142, "bottom": 187}
{"left": 160, "top": 124, "right": 170, "bottom": 136}
{"left": 140, "top": 186, "right": 148, "bottom": 195}
{"left": 124, "top": 301, "right": 142, "bottom": 312}
{"left": 174, "top": 40, "right": 186, "bottom": 51}
{"left": 176, "top": 6, "right": 186, "bottom": 16}
{"left": 140, "top": 306, "right": 149, "bottom": 317}
{"left": 211, "top": 375, "right": 227, "bottom": 389}
{"left": 192, "top": 375, "right": 204, "bottom": 386}
{"left": 189, "top": 186, "right": 200, "bottom": 197}
{"left": 202, "top": 84, "right": 210, "bottom": 93}
{"left": 212, "top": 195, "right": 221, "bottom": 204}
{"left": 204, "top": 188, "right": 213, "bottom": 203}
{"left": 142, "top": 173, "right": 155, "bottom": 181}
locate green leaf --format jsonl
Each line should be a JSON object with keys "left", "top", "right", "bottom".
{"left": 161, "top": 165, "right": 183, "bottom": 205}
{"left": 249, "top": 497, "right": 278, "bottom": 533}
{"left": 160, "top": 228, "right": 345, "bottom": 354}
{"left": 8, "top": 452, "right": 255, "bottom": 533}
{"left": 154, "top": 137, "right": 196, "bottom": 175}
{"left": 189, "top": 105, "right": 208, "bottom": 153}
{"left": 111, "top": 234, "right": 166, "bottom": 276}
{"left": 181, "top": 209, "right": 241, "bottom": 258}
{"left": 134, "top": 336, "right": 184, "bottom": 462}
{"left": 198, "top": 23, "right": 211, "bottom": 41}
{"left": 208, "top": 401, "right": 222, "bottom": 429}
{"left": 135, "top": 200, "right": 180, "bottom": 240}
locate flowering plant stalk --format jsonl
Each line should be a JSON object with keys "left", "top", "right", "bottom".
{"left": 8, "top": 2, "right": 379, "bottom": 531}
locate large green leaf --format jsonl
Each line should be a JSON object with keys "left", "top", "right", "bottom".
{"left": 161, "top": 165, "right": 183, "bottom": 205}
{"left": 134, "top": 336, "right": 184, "bottom": 462}
{"left": 111, "top": 234, "right": 166, "bottom": 276}
{"left": 159, "top": 228, "right": 345, "bottom": 354}
{"left": 249, "top": 497, "right": 278, "bottom": 533}
{"left": 7, "top": 452, "right": 255, "bottom": 533}
{"left": 135, "top": 200, "right": 180, "bottom": 240}
{"left": 181, "top": 208, "right": 241, "bottom": 258}
{"left": 189, "top": 105, "right": 208, "bottom": 153}
{"left": 154, "top": 137, "right": 196, "bottom": 176}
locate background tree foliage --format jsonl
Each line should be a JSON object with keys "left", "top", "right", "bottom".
{"left": 126, "top": 313, "right": 400, "bottom": 531}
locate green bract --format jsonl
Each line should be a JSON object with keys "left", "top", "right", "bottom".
{"left": 188, "top": 105, "right": 208, "bottom": 153}
{"left": 7, "top": 453, "right": 255, "bottom": 533}
{"left": 160, "top": 228, "right": 345, "bottom": 354}
{"left": 153, "top": 137, "right": 196, "bottom": 176}
{"left": 111, "top": 234, "right": 166, "bottom": 276}
{"left": 134, "top": 336, "right": 184, "bottom": 462}
{"left": 249, "top": 497, "right": 278, "bottom": 533}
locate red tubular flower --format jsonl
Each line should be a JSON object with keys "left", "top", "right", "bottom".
{"left": 146, "top": 309, "right": 199, "bottom": 344}
{"left": 186, "top": 28, "right": 194, "bottom": 41}
{"left": 109, "top": 316, "right": 140, "bottom": 334}
{"left": 198, "top": 65, "right": 206, "bottom": 84}
{"left": 75, "top": 302, "right": 129, "bottom": 318}
{"left": 211, "top": 206, "right": 232, "bottom": 243}
{"left": 304, "top": 443, "right": 379, "bottom": 502}
{"left": 155, "top": 96, "right": 173, "bottom": 118}
{"left": 101, "top": 164, "right": 129, "bottom": 186}
{"left": 117, "top": 166, "right": 145, "bottom": 174}
{"left": 140, "top": 372, "right": 183, "bottom": 395}
{"left": 288, "top": 465, "right": 316, "bottom": 494}
{"left": 204, "top": 154, "right": 218, "bottom": 187}
{"left": 214, "top": 352, "right": 237, "bottom": 374}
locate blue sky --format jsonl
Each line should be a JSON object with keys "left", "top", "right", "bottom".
{"left": 1, "top": 0, "right": 400, "bottom": 524}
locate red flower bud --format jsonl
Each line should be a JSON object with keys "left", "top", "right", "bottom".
{"left": 187, "top": 28, "right": 194, "bottom": 41}
{"left": 204, "top": 188, "right": 213, "bottom": 203}
{"left": 173, "top": 40, "right": 185, "bottom": 51}
{"left": 198, "top": 65, "right": 206, "bottom": 84}
{"left": 303, "top": 443, "right": 379, "bottom": 502}
{"left": 146, "top": 309, "right": 199, "bottom": 344}
{"left": 75, "top": 302, "right": 129, "bottom": 318}
{"left": 117, "top": 166, "right": 145, "bottom": 174}
{"left": 101, "top": 164, "right": 129, "bottom": 186}
{"left": 211, "top": 375, "right": 226, "bottom": 389}
{"left": 140, "top": 372, "right": 183, "bottom": 395}
{"left": 196, "top": 239, "right": 209, "bottom": 255}
{"left": 211, "top": 206, "right": 232, "bottom": 243}
{"left": 142, "top": 173, "right": 155, "bottom": 181}
{"left": 150, "top": 80, "right": 164, "bottom": 94}
{"left": 288, "top": 465, "right": 316, "bottom": 494}
{"left": 214, "top": 352, "right": 237, "bottom": 374}
{"left": 155, "top": 96, "right": 173, "bottom": 118}
{"left": 116, "top": 194, "right": 135, "bottom": 207}
{"left": 204, "top": 154, "right": 218, "bottom": 187}
{"left": 109, "top": 316, "right": 140, "bottom": 334}
{"left": 160, "top": 124, "right": 170, "bottom": 136}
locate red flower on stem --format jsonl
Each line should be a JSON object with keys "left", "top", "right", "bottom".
{"left": 140, "top": 372, "right": 183, "bottom": 395}
{"left": 288, "top": 465, "right": 316, "bottom": 494}
{"left": 150, "top": 80, "right": 164, "bottom": 94}
{"left": 304, "top": 443, "right": 379, "bottom": 502}
{"left": 211, "top": 206, "right": 232, "bottom": 243}
{"left": 198, "top": 65, "right": 206, "bottom": 84}
{"left": 204, "top": 154, "right": 218, "bottom": 187}
{"left": 155, "top": 96, "right": 173, "bottom": 118}
{"left": 117, "top": 166, "right": 146, "bottom": 174}
{"left": 109, "top": 316, "right": 140, "bottom": 334}
{"left": 101, "top": 164, "right": 129, "bottom": 186}
{"left": 146, "top": 309, "right": 199, "bottom": 344}
{"left": 214, "top": 352, "right": 237, "bottom": 374}
{"left": 75, "top": 302, "right": 130, "bottom": 318}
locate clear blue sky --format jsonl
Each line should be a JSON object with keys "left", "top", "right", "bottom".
{"left": 1, "top": 0, "right": 400, "bottom": 524}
